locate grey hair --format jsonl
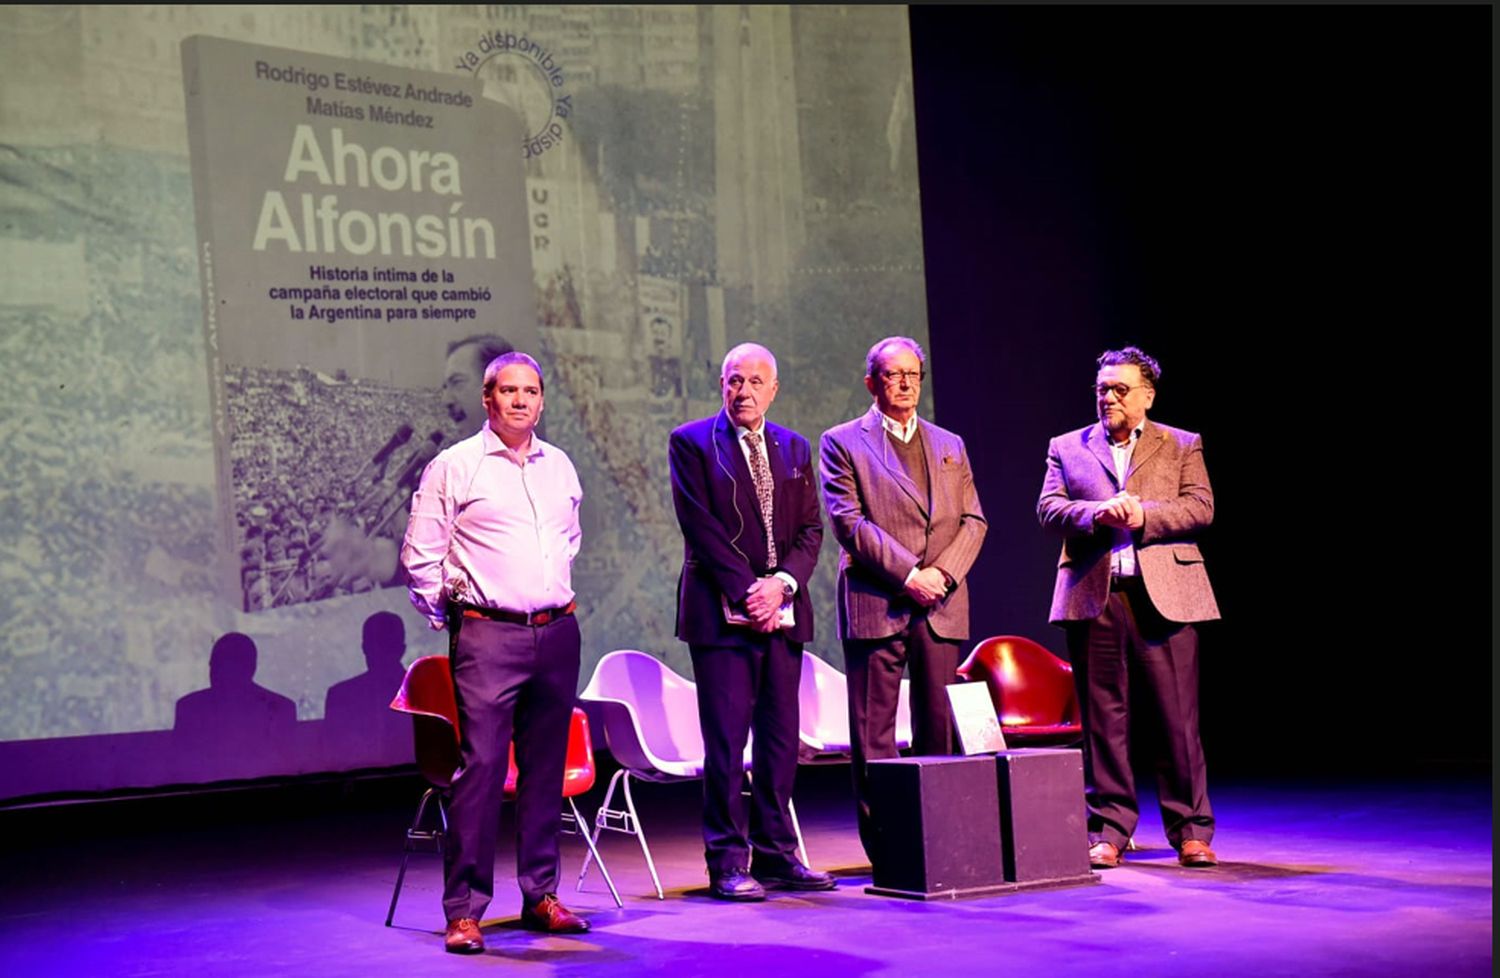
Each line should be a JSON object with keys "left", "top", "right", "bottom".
{"left": 721, "top": 342, "right": 778, "bottom": 379}
{"left": 866, "top": 336, "right": 926, "bottom": 378}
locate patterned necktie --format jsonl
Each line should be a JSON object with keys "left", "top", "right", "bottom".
{"left": 744, "top": 430, "right": 777, "bottom": 567}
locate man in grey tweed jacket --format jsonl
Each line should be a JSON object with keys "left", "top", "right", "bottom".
{"left": 821, "top": 336, "right": 987, "bottom": 861}
{"left": 1038, "top": 345, "right": 1221, "bottom": 871}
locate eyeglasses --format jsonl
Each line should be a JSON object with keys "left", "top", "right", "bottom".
{"left": 880, "top": 369, "right": 925, "bottom": 385}
{"left": 1094, "top": 383, "right": 1150, "bottom": 400}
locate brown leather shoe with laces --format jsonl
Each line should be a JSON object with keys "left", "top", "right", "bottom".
{"left": 1088, "top": 841, "right": 1122, "bottom": 869}
{"left": 521, "top": 894, "right": 590, "bottom": 934}
{"left": 1177, "top": 839, "right": 1218, "bottom": 867}
{"left": 444, "top": 917, "right": 485, "bottom": 954}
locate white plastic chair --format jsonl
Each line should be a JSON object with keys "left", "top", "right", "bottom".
{"left": 578, "top": 649, "right": 807, "bottom": 899}
{"left": 797, "top": 650, "right": 914, "bottom": 762}
{"left": 895, "top": 674, "right": 914, "bottom": 750}
{"left": 798, "top": 650, "right": 853, "bottom": 759}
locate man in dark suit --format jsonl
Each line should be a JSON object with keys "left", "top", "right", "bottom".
{"left": 1038, "top": 345, "right": 1221, "bottom": 870}
{"left": 668, "top": 342, "right": 835, "bottom": 900}
{"left": 820, "top": 336, "right": 987, "bottom": 862}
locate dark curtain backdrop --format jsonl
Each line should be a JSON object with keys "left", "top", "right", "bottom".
{"left": 908, "top": 4, "right": 1491, "bottom": 773}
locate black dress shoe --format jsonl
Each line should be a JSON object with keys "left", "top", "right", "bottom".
{"left": 709, "top": 869, "right": 767, "bottom": 901}
{"left": 752, "top": 861, "right": 837, "bottom": 891}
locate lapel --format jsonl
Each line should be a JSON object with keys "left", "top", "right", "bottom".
{"left": 1084, "top": 424, "right": 1121, "bottom": 489}
{"left": 1125, "top": 419, "right": 1165, "bottom": 485}
{"left": 763, "top": 422, "right": 791, "bottom": 537}
{"left": 916, "top": 419, "right": 943, "bottom": 515}
{"left": 718, "top": 413, "right": 771, "bottom": 539}
{"left": 714, "top": 411, "right": 756, "bottom": 506}
{"left": 861, "top": 406, "right": 929, "bottom": 517}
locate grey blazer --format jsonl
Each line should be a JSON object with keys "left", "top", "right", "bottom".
{"left": 820, "top": 406, "right": 987, "bottom": 642}
{"left": 1038, "top": 419, "right": 1220, "bottom": 625}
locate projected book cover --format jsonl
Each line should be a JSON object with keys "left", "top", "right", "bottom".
{"left": 0, "top": 8, "right": 928, "bottom": 796}
{"left": 181, "top": 35, "right": 535, "bottom": 613}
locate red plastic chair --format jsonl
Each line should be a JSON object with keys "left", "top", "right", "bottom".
{"left": 955, "top": 636, "right": 1083, "bottom": 746}
{"left": 384, "top": 655, "right": 620, "bottom": 927}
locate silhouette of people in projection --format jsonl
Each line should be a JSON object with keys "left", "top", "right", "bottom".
{"left": 173, "top": 632, "right": 297, "bottom": 778}
{"left": 322, "top": 611, "right": 412, "bottom": 767}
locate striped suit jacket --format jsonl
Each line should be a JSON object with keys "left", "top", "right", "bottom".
{"left": 820, "top": 406, "right": 987, "bottom": 642}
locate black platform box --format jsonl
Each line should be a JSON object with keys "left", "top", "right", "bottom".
{"left": 992, "top": 748, "right": 1092, "bottom": 885}
{"left": 865, "top": 755, "right": 1007, "bottom": 899}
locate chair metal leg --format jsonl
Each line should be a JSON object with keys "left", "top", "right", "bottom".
{"left": 582, "top": 769, "right": 666, "bottom": 900}
{"left": 788, "top": 798, "right": 809, "bottom": 868}
{"left": 568, "top": 797, "right": 622, "bottom": 907}
{"left": 386, "top": 788, "right": 446, "bottom": 927}
{"left": 385, "top": 849, "right": 413, "bottom": 927}
{"left": 577, "top": 768, "right": 621, "bottom": 890}
{"left": 621, "top": 773, "right": 665, "bottom": 899}
{"left": 743, "top": 770, "right": 811, "bottom": 868}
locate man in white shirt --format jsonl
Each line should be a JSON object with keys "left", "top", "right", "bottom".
{"left": 401, "top": 351, "right": 589, "bottom": 953}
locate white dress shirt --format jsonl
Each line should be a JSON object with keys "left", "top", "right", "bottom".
{"left": 878, "top": 411, "right": 920, "bottom": 444}
{"left": 1105, "top": 421, "right": 1144, "bottom": 578}
{"left": 401, "top": 422, "right": 582, "bottom": 629}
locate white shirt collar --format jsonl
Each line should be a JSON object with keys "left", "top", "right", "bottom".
{"left": 483, "top": 421, "right": 542, "bottom": 460}
{"left": 734, "top": 417, "right": 768, "bottom": 440}
{"left": 879, "top": 411, "right": 919, "bottom": 444}
{"left": 1100, "top": 419, "right": 1145, "bottom": 450}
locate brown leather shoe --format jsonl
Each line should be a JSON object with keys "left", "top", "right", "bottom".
{"left": 444, "top": 917, "right": 484, "bottom": 954}
{"left": 521, "top": 894, "right": 590, "bottom": 934}
{"left": 1178, "top": 839, "right": 1218, "bottom": 867}
{"left": 1088, "top": 841, "right": 1122, "bottom": 869}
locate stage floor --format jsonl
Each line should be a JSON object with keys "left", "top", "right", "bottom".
{"left": 1, "top": 764, "right": 1490, "bottom": 977}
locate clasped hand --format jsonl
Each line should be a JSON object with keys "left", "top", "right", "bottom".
{"left": 903, "top": 566, "right": 949, "bottom": 608}
{"left": 1095, "top": 491, "right": 1144, "bottom": 530}
{"left": 744, "top": 576, "right": 786, "bottom": 633}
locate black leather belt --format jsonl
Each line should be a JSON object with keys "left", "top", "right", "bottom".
{"left": 457, "top": 601, "right": 577, "bottom": 626}
{"left": 1110, "top": 576, "right": 1142, "bottom": 591}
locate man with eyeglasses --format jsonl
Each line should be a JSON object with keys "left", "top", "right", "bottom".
{"left": 820, "top": 336, "right": 988, "bottom": 863}
{"left": 1038, "top": 346, "right": 1220, "bottom": 871}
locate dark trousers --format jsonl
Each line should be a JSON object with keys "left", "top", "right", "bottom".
{"left": 1065, "top": 577, "right": 1213, "bottom": 851}
{"left": 688, "top": 633, "right": 802, "bottom": 875}
{"left": 844, "top": 618, "right": 961, "bottom": 860}
{"left": 443, "top": 614, "right": 581, "bottom": 921}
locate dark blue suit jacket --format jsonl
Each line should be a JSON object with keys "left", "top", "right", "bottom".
{"left": 668, "top": 411, "right": 822, "bottom": 646}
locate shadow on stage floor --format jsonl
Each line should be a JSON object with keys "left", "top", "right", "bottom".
{"left": 0, "top": 761, "right": 1490, "bottom": 978}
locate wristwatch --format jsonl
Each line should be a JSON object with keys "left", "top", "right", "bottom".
{"left": 782, "top": 580, "right": 795, "bottom": 600}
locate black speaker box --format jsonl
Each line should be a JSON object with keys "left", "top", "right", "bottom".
{"left": 993, "top": 748, "right": 1092, "bottom": 884}
{"left": 865, "top": 755, "right": 1006, "bottom": 899}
